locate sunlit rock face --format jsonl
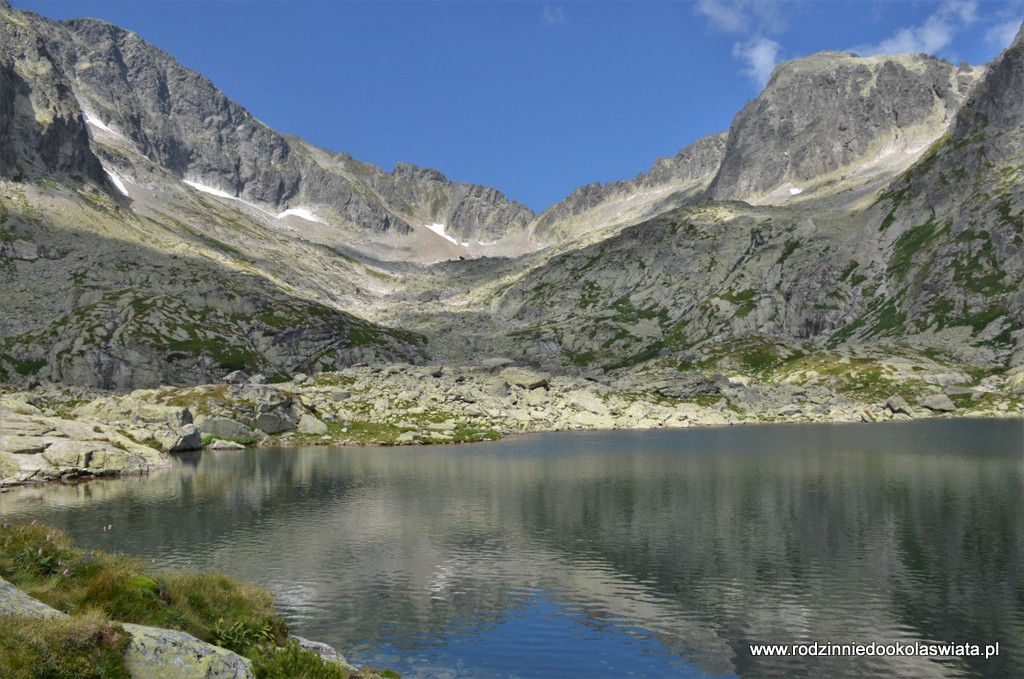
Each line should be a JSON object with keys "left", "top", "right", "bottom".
{"left": 706, "top": 51, "right": 981, "bottom": 203}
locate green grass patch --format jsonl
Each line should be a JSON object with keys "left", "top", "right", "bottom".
{"left": 776, "top": 238, "right": 801, "bottom": 265}
{"left": 163, "top": 384, "right": 233, "bottom": 412}
{"left": 0, "top": 523, "right": 287, "bottom": 653}
{"left": 888, "top": 218, "right": 948, "bottom": 281}
{"left": 10, "top": 357, "right": 46, "bottom": 376}
{"left": 0, "top": 610, "right": 130, "bottom": 679}
{"left": 601, "top": 341, "right": 666, "bottom": 372}
{"left": 664, "top": 318, "right": 693, "bottom": 351}
{"left": 720, "top": 288, "right": 757, "bottom": 317}
{"left": 566, "top": 349, "right": 596, "bottom": 367}
{"left": 608, "top": 296, "right": 669, "bottom": 325}
{"left": 251, "top": 641, "right": 351, "bottom": 678}
{"left": 165, "top": 338, "right": 261, "bottom": 373}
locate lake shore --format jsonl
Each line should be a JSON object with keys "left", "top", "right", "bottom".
{"left": 3, "top": 361, "right": 1023, "bottom": 488}
{"left": 0, "top": 521, "right": 395, "bottom": 678}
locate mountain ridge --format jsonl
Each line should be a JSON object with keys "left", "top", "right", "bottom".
{"left": 1, "top": 1, "right": 1023, "bottom": 399}
{"left": 9, "top": 7, "right": 536, "bottom": 260}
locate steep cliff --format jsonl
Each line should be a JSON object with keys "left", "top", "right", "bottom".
{"left": 0, "top": 3, "right": 103, "bottom": 183}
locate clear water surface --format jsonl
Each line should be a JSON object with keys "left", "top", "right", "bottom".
{"left": 1, "top": 420, "right": 1022, "bottom": 678}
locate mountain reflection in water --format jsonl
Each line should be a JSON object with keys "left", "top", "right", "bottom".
{"left": 1, "top": 420, "right": 1021, "bottom": 678}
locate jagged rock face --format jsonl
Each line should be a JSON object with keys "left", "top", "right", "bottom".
{"left": 642, "top": 132, "right": 729, "bottom": 186}
{"left": 0, "top": 178, "right": 429, "bottom": 390}
{"left": 2, "top": 0, "right": 1023, "bottom": 392}
{"left": 707, "top": 52, "right": 980, "bottom": 202}
{"left": 369, "top": 163, "right": 534, "bottom": 242}
{"left": 0, "top": 6, "right": 103, "bottom": 182}
{"left": 12, "top": 11, "right": 531, "bottom": 244}
{"left": 531, "top": 132, "right": 727, "bottom": 243}
{"left": 32, "top": 16, "right": 405, "bottom": 233}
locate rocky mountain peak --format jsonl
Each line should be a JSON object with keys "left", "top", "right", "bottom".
{"left": 1013, "top": 21, "right": 1024, "bottom": 49}
{"left": 391, "top": 163, "right": 449, "bottom": 184}
{"left": 707, "top": 51, "right": 981, "bottom": 202}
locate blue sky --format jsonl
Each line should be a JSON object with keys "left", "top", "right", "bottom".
{"left": 14, "top": 1, "right": 1024, "bottom": 212}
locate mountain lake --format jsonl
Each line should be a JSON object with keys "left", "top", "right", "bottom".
{"left": 1, "top": 419, "right": 1021, "bottom": 679}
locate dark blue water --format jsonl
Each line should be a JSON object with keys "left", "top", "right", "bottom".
{"left": 1, "top": 419, "right": 1022, "bottom": 678}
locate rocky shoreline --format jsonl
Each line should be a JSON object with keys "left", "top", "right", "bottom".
{"left": 3, "top": 360, "right": 1023, "bottom": 488}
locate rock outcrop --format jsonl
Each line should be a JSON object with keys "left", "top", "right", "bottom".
{"left": 120, "top": 623, "right": 254, "bottom": 679}
{"left": 0, "top": 398, "right": 170, "bottom": 485}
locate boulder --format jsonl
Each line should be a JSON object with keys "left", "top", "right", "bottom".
{"left": 161, "top": 424, "right": 202, "bottom": 453}
{"left": 297, "top": 414, "right": 328, "bottom": 435}
{"left": 919, "top": 393, "right": 957, "bottom": 412}
{"left": 499, "top": 367, "right": 550, "bottom": 390}
{"left": 121, "top": 623, "right": 253, "bottom": 679}
{"left": 0, "top": 576, "right": 67, "bottom": 619}
{"left": 0, "top": 397, "right": 42, "bottom": 416}
{"left": 0, "top": 407, "right": 168, "bottom": 487}
{"left": 254, "top": 413, "right": 289, "bottom": 434}
{"left": 223, "top": 370, "right": 249, "bottom": 385}
{"left": 566, "top": 389, "right": 608, "bottom": 415}
{"left": 885, "top": 394, "right": 912, "bottom": 416}
{"left": 290, "top": 636, "right": 357, "bottom": 673}
{"left": 207, "top": 439, "right": 246, "bottom": 450}
{"left": 0, "top": 577, "right": 254, "bottom": 679}
{"left": 480, "top": 357, "right": 514, "bottom": 370}
{"left": 196, "top": 417, "right": 252, "bottom": 439}
{"left": 1007, "top": 367, "right": 1024, "bottom": 394}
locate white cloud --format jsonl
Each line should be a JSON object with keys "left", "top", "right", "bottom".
{"left": 733, "top": 37, "right": 780, "bottom": 88}
{"left": 542, "top": 3, "right": 565, "bottom": 26}
{"left": 853, "top": 0, "right": 978, "bottom": 56}
{"left": 696, "top": 0, "right": 748, "bottom": 34}
{"left": 695, "top": 0, "right": 785, "bottom": 36}
{"left": 695, "top": 1, "right": 786, "bottom": 90}
{"left": 986, "top": 18, "right": 1022, "bottom": 49}
{"left": 947, "top": 0, "right": 978, "bottom": 25}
